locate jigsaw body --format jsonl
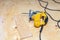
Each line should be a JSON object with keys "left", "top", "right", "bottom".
{"left": 29, "top": 10, "right": 48, "bottom": 28}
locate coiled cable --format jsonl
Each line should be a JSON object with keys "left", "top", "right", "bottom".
{"left": 38, "top": 0, "right": 60, "bottom": 11}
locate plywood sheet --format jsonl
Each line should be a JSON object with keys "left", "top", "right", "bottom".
{"left": 0, "top": 0, "right": 60, "bottom": 40}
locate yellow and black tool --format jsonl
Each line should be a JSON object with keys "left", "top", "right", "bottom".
{"left": 29, "top": 10, "right": 48, "bottom": 28}
{"left": 29, "top": 10, "right": 48, "bottom": 40}
{"left": 22, "top": 10, "right": 48, "bottom": 40}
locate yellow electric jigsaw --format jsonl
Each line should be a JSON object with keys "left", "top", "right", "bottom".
{"left": 29, "top": 10, "right": 48, "bottom": 28}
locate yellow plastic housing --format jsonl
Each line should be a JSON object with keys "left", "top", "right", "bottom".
{"left": 32, "top": 12, "right": 47, "bottom": 28}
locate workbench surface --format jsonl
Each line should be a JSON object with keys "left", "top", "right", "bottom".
{"left": 0, "top": 0, "right": 60, "bottom": 40}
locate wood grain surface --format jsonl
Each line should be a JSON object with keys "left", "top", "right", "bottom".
{"left": 0, "top": 0, "right": 60, "bottom": 40}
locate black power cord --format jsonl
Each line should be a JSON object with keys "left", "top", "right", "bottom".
{"left": 38, "top": 0, "right": 60, "bottom": 11}
{"left": 39, "top": 26, "right": 43, "bottom": 40}
{"left": 38, "top": 0, "right": 60, "bottom": 40}
{"left": 53, "top": 0, "right": 60, "bottom": 4}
